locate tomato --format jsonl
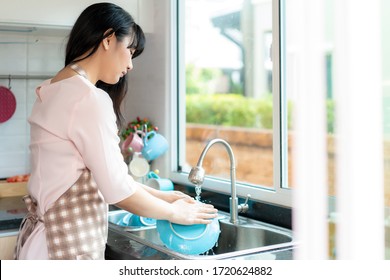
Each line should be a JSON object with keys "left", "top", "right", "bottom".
{"left": 6, "top": 177, "right": 15, "bottom": 183}
{"left": 6, "top": 174, "right": 30, "bottom": 183}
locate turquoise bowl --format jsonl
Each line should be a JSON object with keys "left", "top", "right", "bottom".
{"left": 117, "top": 213, "right": 133, "bottom": 226}
{"left": 156, "top": 218, "right": 220, "bottom": 255}
{"left": 117, "top": 213, "right": 156, "bottom": 227}
{"left": 130, "top": 215, "right": 156, "bottom": 226}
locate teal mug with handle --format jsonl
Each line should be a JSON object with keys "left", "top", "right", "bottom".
{"left": 129, "top": 215, "right": 156, "bottom": 227}
{"left": 142, "top": 131, "right": 169, "bottom": 161}
{"left": 117, "top": 212, "right": 156, "bottom": 227}
{"left": 146, "top": 171, "right": 174, "bottom": 191}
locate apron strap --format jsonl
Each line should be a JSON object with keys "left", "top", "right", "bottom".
{"left": 14, "top": 195, "right": 44, "bottom": 259}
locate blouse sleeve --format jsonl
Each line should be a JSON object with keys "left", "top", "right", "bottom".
{"left": 68, "top": 88, "right": 136, "bottom": 204}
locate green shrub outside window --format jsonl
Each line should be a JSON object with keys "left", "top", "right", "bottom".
{"left": 186, "top": 94, "right": 335, "bottom": 133}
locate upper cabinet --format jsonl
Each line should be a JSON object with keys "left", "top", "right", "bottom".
{"left": 0, "top": 0, "right": 153, "bottom": 32}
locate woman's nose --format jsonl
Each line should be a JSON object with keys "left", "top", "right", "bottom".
{"left": 127, "top": 59, "right": 133, "bottom": 71}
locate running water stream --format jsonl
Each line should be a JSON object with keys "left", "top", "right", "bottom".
{"left": 194, "top": 182, "right": 222, "bottom": 256}
{"left": 195, "top": 183, "right": 202, "bottom": 201}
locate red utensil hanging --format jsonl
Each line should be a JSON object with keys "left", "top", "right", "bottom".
{"left": 0, "top": 85, "right": 17, "bottom": 123}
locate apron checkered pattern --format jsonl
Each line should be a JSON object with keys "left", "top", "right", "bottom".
{"left": 15, "top": 169, "right": 108, "bottom": 260}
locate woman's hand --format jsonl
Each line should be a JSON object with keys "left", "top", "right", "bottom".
{"left": 141, "top": 183, "right": 194, "bottom": 203}
{"left": 168, "top": 199, "right": 218, "bottom": 225}
{"left": 158, "top": 190, "right": 195, "bottom": 203}
{"left": 116, "top": 184, "right": 218, "bottom": 225}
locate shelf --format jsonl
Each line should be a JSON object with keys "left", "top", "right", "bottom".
{"left": 0, "top": 22, "right": 70, "bottom": 38}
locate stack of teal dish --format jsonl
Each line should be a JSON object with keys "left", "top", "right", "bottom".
{"left": 117, "top": 212, "right": 156, "bottom": 227}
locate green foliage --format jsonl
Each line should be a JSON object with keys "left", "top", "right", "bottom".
{"left": 253, "top": 95, "right": 274, "bottom": 129}
{"left": 184, "top": 64, "right": 335, "bottom": 132}
{"left": 120, "top": 117, "right": 157, "bottom": 140}
{"left": 186, "top": 94, "right": 335, "bottom": 133}
{"left": 186, "top": 64, "right": 223, "bottom": 94}
{"left": 326, "top": 99, "right": 335, "bottom": 134}
{"left": 186, "top": 93, "right": 281, "bottom": 129}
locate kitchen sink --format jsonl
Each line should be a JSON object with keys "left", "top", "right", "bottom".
{"left": 215, "top": 219, "right": 292, "bottom": 253}
{"left": 107, "top": 210, "right": 295, "bottom": 259}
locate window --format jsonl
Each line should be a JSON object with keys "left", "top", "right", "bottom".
{"left": 172, "top": 0, "right": 291, "bottom": 206}
{"left": 172, "top": 0, "right": 389, "bottom": 259}
{"left": 281, "top": 0, "right": 389, "bottom": 259}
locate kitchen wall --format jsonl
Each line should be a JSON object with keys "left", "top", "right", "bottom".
{"left": 123, "top": 0, "right": 173, "bottom": 177}
{"left": 0, "top": 0, "right": 171, "bottom": 179}
{"left": 0, "top": 32, "right": 65, "bottom": 178}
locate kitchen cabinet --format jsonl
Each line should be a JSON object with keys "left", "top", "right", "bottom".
{"left": 0, "top": 182, "right": 27, "bottom": 260}
{"left": 0, "top": 182, "right": 28, "bottom": 198}
{"left": 0, "top": 0, "right": 153, "bottom": 33}
{"left": 0, "top": 234, "right": 17, "bottom": 260}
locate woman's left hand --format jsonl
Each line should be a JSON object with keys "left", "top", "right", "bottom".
{"left": 159, "top": 191, "right": 195, "bottom": 203}
{"left": 140, "top": 182, "right": 195, "bottom": 203}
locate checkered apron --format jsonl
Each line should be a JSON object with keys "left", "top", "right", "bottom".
{"left": 15, "top": 169, "right": 108, "bottom": 260}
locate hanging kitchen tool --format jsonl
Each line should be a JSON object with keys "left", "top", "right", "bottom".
{"left": 0, "top": 76, "right": 17, "bottom": 123}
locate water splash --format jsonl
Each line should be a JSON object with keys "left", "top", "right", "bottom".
{"left": 195, "top": 183, "right": 202, "bottom": 201}
{"left": 201, "top": 248, "right": 216, "bottom": 256}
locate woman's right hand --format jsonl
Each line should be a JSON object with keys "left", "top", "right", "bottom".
{"left": 168, "top": 199, "right": 218, "bottom": 225}
{"left": 116, "top": 185, "right": 217, "bottom": 225}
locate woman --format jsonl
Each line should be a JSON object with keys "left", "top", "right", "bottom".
{"left": 15, "top": 3, "right": 217, "bottom": 260}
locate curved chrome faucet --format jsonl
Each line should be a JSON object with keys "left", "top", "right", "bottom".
{"left": 188, "top": 138, "right": 249, "bottom": 224}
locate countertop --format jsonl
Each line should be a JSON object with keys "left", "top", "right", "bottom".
{"left": 0, "top": 182, "right": 295, "bottom": 259}
{"left": 0, "top": 196, "right": 27, "bottom": 236}
{"left": 105, "top": 227, "right": 294, "bottom": 260}
{"left": 105, "top": 186, "right": 294, "bottom": 260}
{"left": 0, "top": 180, "right": 28, "bottom": 237}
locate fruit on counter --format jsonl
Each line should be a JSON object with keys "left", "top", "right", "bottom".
{"left": 6, "top": 174, "right": 30, "bottom": 183}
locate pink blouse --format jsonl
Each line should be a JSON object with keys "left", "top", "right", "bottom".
{"left": 19, "top": 75, "right": 136, "bottom": 259}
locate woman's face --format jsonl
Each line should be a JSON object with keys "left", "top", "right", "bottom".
{"left": 100, "top": 34, "right": 135, "bottom": 84}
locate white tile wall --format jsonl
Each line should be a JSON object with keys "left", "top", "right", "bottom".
{"left": 0, "top": 31, "right": 65, "bottom": 178}
{"left": 123, "top": 0, "right": 172, "bottom": 177}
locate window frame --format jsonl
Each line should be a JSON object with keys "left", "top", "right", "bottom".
{"left": 169, "top": 0, "right": 292, "bottom": 207}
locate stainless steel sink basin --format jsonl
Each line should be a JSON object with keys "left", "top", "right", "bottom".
{"left": 108, "top": 210, "right": 295, "bottom": 259}
{"left": 215, "top": 219, "right": 292, "bottom": 254}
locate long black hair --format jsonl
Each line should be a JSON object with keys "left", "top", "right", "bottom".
{"left": 65, "top": 2, "right": 145, "bottom": 127}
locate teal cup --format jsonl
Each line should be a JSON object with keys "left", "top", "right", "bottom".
{"left": 146, "top": 178, "right": 174, "bottom": 191}
{"left": 147, "top": 171, "right": 160, "bottom": 179}
{"left": 146, "top": 171, "right": 174, "bottom": 191}
{"left": 117, "top": 212, "right": 133, "bottom": 226}
{"left": 117, "top": 212, "right": 156, "bottom": 227}
{"left": 129, "top": 215, "right": 156, "bottom": 227}
{"left": 142, "top": 131, "right": 169, "bottom": 161}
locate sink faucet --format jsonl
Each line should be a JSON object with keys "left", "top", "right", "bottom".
{"left": 188, "top": 138, "right": 250, "bottom": 224}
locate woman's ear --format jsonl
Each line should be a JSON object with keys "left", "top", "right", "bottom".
{"left": 102, "top": 29, "right": 115, "bottom": 50}
{"left": 102, "top": 37, "right": 110, "bottom": 50}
